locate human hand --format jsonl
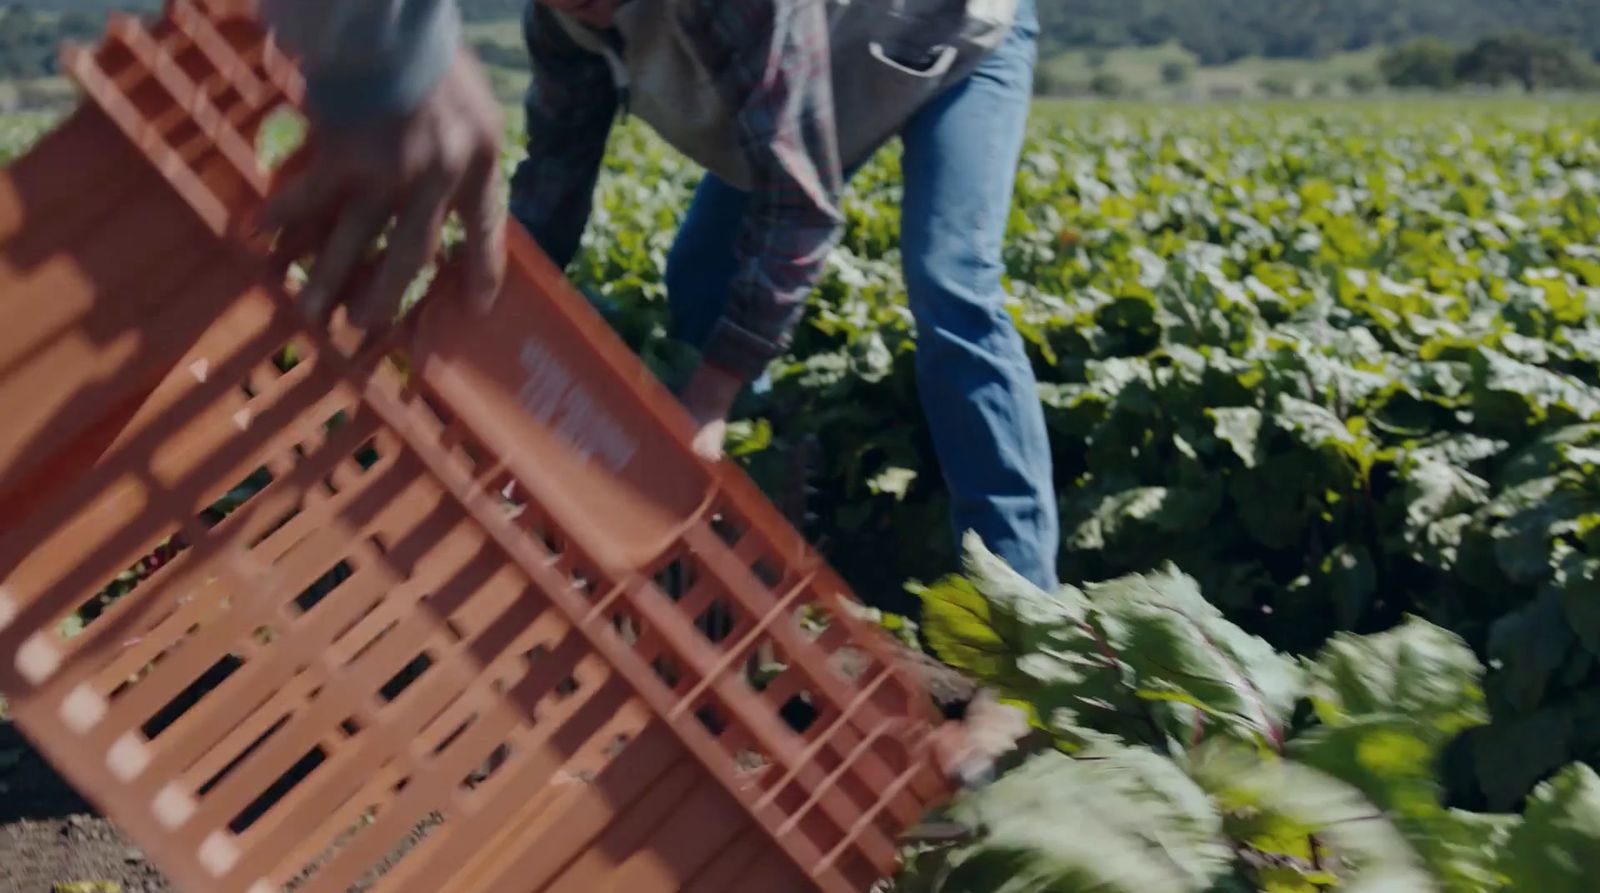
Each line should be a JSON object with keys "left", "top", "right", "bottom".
{"left": 259, "top": 46, "right": 506, "bottom": 329}
{"left": 679, "top": 363, "right": 744, "bottom": 461}
{"left": 931, "top": 690, "right": 1031, "bottom": 789}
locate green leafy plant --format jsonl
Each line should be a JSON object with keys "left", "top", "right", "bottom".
{"left": 647, "top": 102, "right": 1599, "bottom": 812}
{"left": 506, "top": 101, "right": 1600, "bottom": 814}
{"left": 893, "top": 537, "right": 1600, "bottom": 892}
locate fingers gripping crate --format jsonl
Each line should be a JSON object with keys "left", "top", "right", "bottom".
{"left": 0, "top": 4, "right": 957, "bottom": 892}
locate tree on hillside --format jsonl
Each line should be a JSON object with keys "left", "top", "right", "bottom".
{"left": 1160, "top": 60, "right": 1192, "bottom": 85}
{"left": 1455, "top": 31, "right": 1600, "bottom": 91}
{"left": 1089, "top": 72, "right": 1127, "bottom": 98}
{"left": 1380, "top": 37, "right": 1460, "bottom": 88}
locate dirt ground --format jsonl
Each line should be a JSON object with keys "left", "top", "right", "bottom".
{"left": 1, "top": 722, "right": 173, "bottom": 893}
{"left": 1, "top": 816, "right": 173, "bottom": 893}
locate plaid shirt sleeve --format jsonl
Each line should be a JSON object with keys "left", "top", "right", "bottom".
{"left": 508, "top": 4, "right": 620, "bottom": 271}
{"left": 687, "top": 0, "right": 847, "bottom": 381}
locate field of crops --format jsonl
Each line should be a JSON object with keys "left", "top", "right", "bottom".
{"left": 578, "top": 100, "right": 1600, "bottom": 891}
{"left": 4, "top": 97, "right": 1600, "bottom": 891}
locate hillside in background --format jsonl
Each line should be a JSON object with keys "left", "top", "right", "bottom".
{"left": 2, "top": 0, "right": 150, "bottom": 12}
{"left": 5, "top": 0, "right": 1600, "bottom": 62}
{"left": 1036, "top": 0, "right": 1600, "bottom": 65}
{"left": 3, "top": 0, "right": 1598, "bottom": 107}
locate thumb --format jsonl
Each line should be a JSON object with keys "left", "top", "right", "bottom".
{"left": 459, "top": 151, "right": 507, "bottom": 314}
{"left": 691, "top": 419, "right": 727, "bottom": 462}
{"left": 933, "top": 691, "right": 1030, "bottom": 789}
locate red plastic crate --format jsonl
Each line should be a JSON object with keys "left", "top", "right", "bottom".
{"left": 0, "top": 3, "right": 957, "bottom": 891}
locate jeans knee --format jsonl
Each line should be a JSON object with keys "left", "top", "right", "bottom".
{"left": 905, "top": 253, "right": 1015, "bottom": 353}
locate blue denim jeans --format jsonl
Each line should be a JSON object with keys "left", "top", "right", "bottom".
{"left": 663, "top": 0, "right": 1059, "bottom": 590}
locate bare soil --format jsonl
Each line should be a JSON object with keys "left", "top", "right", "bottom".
{"left": 1, "top": 721, "right": 173, "bottom": 893}
{"left": 1, "top": 815, "right": 172, "bottom": 893}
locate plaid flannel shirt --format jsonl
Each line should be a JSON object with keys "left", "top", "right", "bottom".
{"left": 513, "top": 2, "right": 846, "bottom": 381}
{"left": 264, "top": 0, "right": 847, "bottom": 382}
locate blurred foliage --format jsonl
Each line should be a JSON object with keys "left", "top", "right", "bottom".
{"left": 892, "top": 538, "right": 1600, "bottom": 892}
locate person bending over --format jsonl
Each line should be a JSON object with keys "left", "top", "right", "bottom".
{"left": 257, "top": 0, "right": 1051, "bottom": 782}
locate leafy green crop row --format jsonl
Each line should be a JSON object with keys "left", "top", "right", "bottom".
{"left": 557, "top": 100, "right": 1600, "bottom": 814}
{"left": 893, "top": 537, "right": 1600, "bottom": 893}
